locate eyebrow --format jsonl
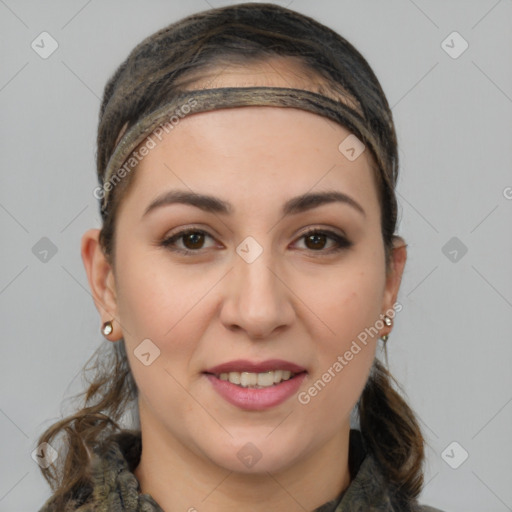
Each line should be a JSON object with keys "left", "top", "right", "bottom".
{"left": 142, "top": 189, "right": 366, "bottom": 219}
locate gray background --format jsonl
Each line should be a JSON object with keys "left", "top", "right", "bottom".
{"left": 1, "top": 1, "right": 511, "bottom": 510}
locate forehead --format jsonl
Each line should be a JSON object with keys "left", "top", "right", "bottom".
{"left": 117, "top": 105, "right": 380, "bottom": 223}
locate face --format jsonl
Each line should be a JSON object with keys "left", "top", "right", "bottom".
{"left": 83, "top": 60, "right": 406, "bottom": 477}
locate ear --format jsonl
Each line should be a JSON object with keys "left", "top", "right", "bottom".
{"left": 380, "top": 235, "right": 407, "bottom": 335}
{"left": 81, "top": 228, "right": 121, "bottom": 340}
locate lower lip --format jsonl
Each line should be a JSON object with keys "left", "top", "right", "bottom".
{"left": 205, "top": 372, "right": 307, "bottom": 411}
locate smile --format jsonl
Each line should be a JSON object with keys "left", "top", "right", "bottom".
{"left": 203, "top": 359, "right": 308, "bottom": 411}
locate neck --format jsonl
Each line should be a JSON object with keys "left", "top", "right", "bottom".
{"left": 133, "top": 406, "right": 351, "bottom": 511}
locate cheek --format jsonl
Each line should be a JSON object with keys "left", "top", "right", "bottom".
{"left": 308, "top": 261, "right": 385, "bottom": 352}
{"left": 113, "top": 246, "right": 221, "bottom": 385}
{"left": 114, "top": 243, "right": 199, "bottom": 336}
{"left": 298, "top": 259, "right": 384, "bottom": 414}
{"left": 114, "top": 252, "right": 205, "bottom": 416}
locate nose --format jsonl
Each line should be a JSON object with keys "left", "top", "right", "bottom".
{"left": 219, "top": 245, "right": 295, "bottom": 340}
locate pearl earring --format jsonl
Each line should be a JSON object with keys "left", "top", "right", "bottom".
{"left": 102, "top": 320, "right": 114, "bottom": 336}
{"left": 381, "top": 314, "right": 392, "bottom": 343}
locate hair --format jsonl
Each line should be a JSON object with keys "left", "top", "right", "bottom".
{"left": 37, "top": 3, "right": 424, "bottom": 509}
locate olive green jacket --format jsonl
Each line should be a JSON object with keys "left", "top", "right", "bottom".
{"left": 38, "top": 430, "right": 445, "bottom": 512}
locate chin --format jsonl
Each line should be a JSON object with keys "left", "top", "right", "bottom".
{"left": 201, "top": 434, "right": 308, "bottom": 475}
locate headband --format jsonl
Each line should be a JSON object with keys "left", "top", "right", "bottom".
{"left": 100, "top": 86, "right": 380, "bottom": 213}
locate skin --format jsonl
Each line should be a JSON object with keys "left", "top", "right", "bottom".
{"left": 81, "top": 58, "right": 407, "bottom": 511}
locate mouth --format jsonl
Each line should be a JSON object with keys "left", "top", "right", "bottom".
{"left": 203, "top": 359, "right": 308, "bottom": 410}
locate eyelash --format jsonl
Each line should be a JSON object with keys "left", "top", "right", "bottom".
{"left": 160, "top": 226, "right": 352, "bottom": 256}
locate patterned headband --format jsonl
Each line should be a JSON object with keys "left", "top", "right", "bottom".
{"left": 100, "top": 86, "right": 379, "bottom": 213}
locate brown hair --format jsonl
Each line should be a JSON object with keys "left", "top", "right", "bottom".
{"left": 37, "top": 2, "right": 424, "bottom": 509}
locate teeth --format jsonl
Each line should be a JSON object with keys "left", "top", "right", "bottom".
{"left": 217, "top": 370, "right": 297, "bottom": 388}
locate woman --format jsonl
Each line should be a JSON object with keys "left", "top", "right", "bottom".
{"left": 37, "top": 3, "right": 445, "bottom": 511}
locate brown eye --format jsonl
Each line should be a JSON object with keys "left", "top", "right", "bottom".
{"left": 182, "top": 231, "right": 205, "bottom": 250}
{"left": 304, "top": 232, "right": 328, "bottom": 250}
{"left": 161, "top": 229, "right": 215, "bottom": 254}
{"left": 295, "top": 229, "right": 352, "bottom": 253}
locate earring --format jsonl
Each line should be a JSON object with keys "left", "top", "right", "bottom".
{"left": 381, "top": 314, "right": 392, "bottom": 343}
{"left": 102, "top": 320, "right": 114, "bottom": 336}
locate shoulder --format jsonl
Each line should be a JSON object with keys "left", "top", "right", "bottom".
{"left": 38, "top": 430, "right": 145, "bottom": 512}
{"left": 331, "top": 434, "right": 448, "bottom": 512}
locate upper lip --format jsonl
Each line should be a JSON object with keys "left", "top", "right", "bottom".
{"left": 204, "top": 359, "right": 307, "bottom": 374}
